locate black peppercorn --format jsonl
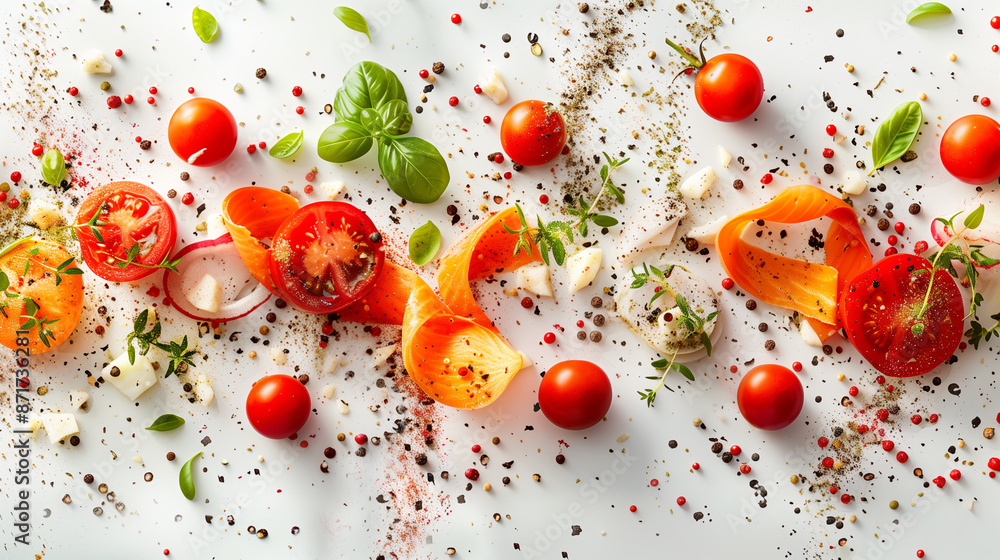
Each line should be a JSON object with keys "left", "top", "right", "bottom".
{"left": 555, "top": 454, "right": 565, "bottom": 464}
{"left": 746, "top": 300, "right": 757, "bottom": 310}
{"left": 908, "top": 203, "right": 921, "bottom": 215}
{"left": 593, "top": 314, "right": 606, "bottom": 327}
{"left": 711, "top": 442, "right": 723, "bottom": 454}
{"left": 255, "top": 67, "right": 267, "bottom": 79}
{"left": 84, "top": 474, "right": 95, "bottom": 484}
{"left": 733, "top": 179, "right": 744, "bottom": 190}
{"left": 877, "top": 218, "right": 890, "bottom": 231}
{"left": 139, "top": 140, "right": 152, "bottom": 150}
{"left": 432, "top": 62, "right": 445, "bottom": 74}
{"left": 266, "top": 312, "right": 277, "bottom": 323}
{"left": 589, "top": 331, "right": 602, "bottom": 342}
{"left": 415, "top": 453, "right": 428, "bottom": 466}
{"left": 764, "top": 340, "right": 776, "bottom": 351}
{"left": 179, "top": 172, "right": 190, "bottom": 181}
{"left": 167, "top": 189, "right": 177, "bottom": 199}
{"left": 758, "top": 322, "right": 768, "bottom": 332}
{"left": 823, "top": 163, "right": 835, "bottom": 174}
{"left": 722, "top": 451, "right": 733, "bottom": 463}
{"left": 275, "top": 299, "right": 287, "bottom": 309}
{"left": 324, "top": 447, "right": 336, "bottom": 459}
{"left": 685, "top": 238, "right": 699, "bottom": 252}
{"left": 579, "top": 3, "right": 589, "bottom": 13}
{"left": 502, "top": 33, "right": 511, "bottom": 43}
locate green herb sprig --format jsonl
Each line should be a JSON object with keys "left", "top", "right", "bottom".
{"left": 126, "top": 309, "right": 198, "bottom": 377}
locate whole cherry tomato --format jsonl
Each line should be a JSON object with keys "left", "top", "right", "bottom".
{"left": 500, "top": 100, "right": 568, "bottom": 166}
{"left": 168, "top": 98, "right": 238, "bottom": 167}
{"left": 538, "top": 360, "right": 612, "bottom": 430}
{"left": 666, "top": 39, "right": 763, "bottom": 122}
{"left": 246, "top": 374, "right": 311, "bottom": 439}
{"left": 737, "top": 364, "right": 803, "bottom": 430}
{"left": 940, "top": 114, "right": 1000, "bottom": 185}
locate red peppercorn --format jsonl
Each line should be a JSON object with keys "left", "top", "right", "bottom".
{"left": 520, "top": 297, "right": 533, "bottom": 309}
{"left": 107, "top": 95, "right": 122, "bottom": 109}
{"left": 148, "top": 86, "right": 158, "bottom": 95}
{"left": 876, "top": 408, "right": 889, "bottom": 421}
{"left": 896, "top": 451, "right": 909, "bottom": 463}
{"left": 676, "top": 496, "right": 686, "bottom": 506}
{"left": 147, "top": 96, "right": 155, "bottom": 105}
{"left": 988, "top": 457, "right": 1000, "bottom": 471}
{"left": 289, "top": 86, "right": 302, "bottom": 98}
{"left": 629, "top": 505, "right": 637, "bottom": 512}
{"left": 730, "top": 445, "right": 741, "bottom": 456}
{"left": 471, "top": 444, "right": 481, "bottom": 453}
{"left": 305, "top": 171, "right": 317, "bottom": 182}
{"left": 911, "top": 414, "right": 922, "bottom": 425}
{"left": 876, "top": 375, "right": 886, "bottom": 385}
{"left": 355, "top": 433, "right": 368, "bottom": 445}
{"left": 181, "top": 192, "right": 194, "bottom": 205}
{"left": 10, "top": 172, "right": 21, "bottom": 183}
{"left": 247, "top": 143, "right": 257, "bottom": 154}
{"left": 761, "top": 173, "right": 773, "bottom": 184}
{"left": 932, "top": 476, "right": 946, "bottom": 488}
{"left": 992, "top": 472, "right": 998, "bottom": 479}
{"left": 188, "top": 87, "right": 195, "bottom": 94}
{"left": 473, "top": 84, "right": 482, "bottom": 94}
{"left": 928, "top": 413, "right": 938, "bottom": 423}
{"left": 993, "top": 44, "right": 1000, "bottom": 53}
{"left": 449, "top": 96, "right": 459, "bottom": 107}
{"left": 691, "top": 463, "right": 700, "bottom": 470}
{"left": 882, "top": 440, "right": 894, "bottom": 451}
{"left": 884, "top": 247, "right": 898, "bottom": 257}
{"left": 916, "top": 551, "right": 924, "bottom": 559}
{"left": 822, "top": 457, "right": 834, "bottom": 469}
{"left": 561, "top": 145, "right": 570, "bottom": 155}
{"left": 849, "top": 386, "right": 859, "bottom": 397}
{"left": 451, "top": 13, "right": 462, "bottom": 24}
{"left": 829, "top": 486, "right": 838, "bottom": 494}
{"left": 576, "top": 320, "right": 584, "bottom": 328}
{"left": 721, "top": 277, "right": 735, "bottom": 290}
{"left": 68, "top": 86, "right": 79, "bottom": 96}
{"left": 893, "top": 221, "right": 905, "bottom": 234}
{"left": 684, "top": 68, "right": 694, "bottom": 75}
{"left": 258, "top": 141, "right": 267, "bottom": 149}
{"left": 840, "top": 494, "right": 851, "bottom": 504}
{"left": 2, "top": 191, "right": 10, "bottom": 204}
{"left": 997, "top": 412, "right": 1000, "bottom": 424}
{"left": 982, "top": 97, "right": 992, "bottom": 107}
{"left": 739, "top": 463, "right": 751, "bottom": 475}
{"left": 993, "top": 16, "right": 1000, "bottom": 29}
{"left": 539, "top": 194, "right": 549, "bottom": 204}
{"left": 419, "top": 69, "right": 429, "bottom": 79}
{"left": 887, "top": 235, "right": 898, "bottom": 246}
{"left": 483, "top": 115, "right": 492, "bottom": 124}
{"left": 135, "top": 136, "right": 143, "bottom": 143}
{"left": 504, "top": 171, "right": 512, "bottom": 180}
{"left": 950, "top": 469, "right": 961, "bottom": 481}
{"left": 818, "top": 437, "right": 829, "bottom": 448}
{"left": 31, "top": 145, "right": 43, "bottom": 156}
{"left": 123, "top": 94, "right": 133, "bottom": 104}
{"left": 321, "top": 323, "right": 333, "bottom": 335}
{"left": 857, "top": 424, "right": 869, "bottom": 434}
{"left": 792, "top": 361, "right": 802, "bottom": 372}
{"left": 115, "top": 48, "right": 123, "bottom": 57}
{"left": 822, "top": 148, "right": 834, "bottom": 158}
{"left": 464, "top": 468, "right": 479, "bottom": 481}
{"left": 296, "top": 106, "right": 305, "bottom": 115}
{"left": 303, "top": 184, "right": 314, "bottom": 194}
{"left": 650, "top": 479, "right": 658, "bottom": 487}
{"left": 543, "top": 332, "right": 556, "bottom": 344}
{"left": 8, "top": 198, "right": 20, "bottom": 209}
{"left": 825, "top": 124, "right": 837, "bottom": 136}
{"left": 163, "top": 549, "right": 169, "bottom": 556}
{"left": 914, "top": 240, "right": 929, "bottom": 254}
{"left": 729, "top": 365, "right": 738, "bottom": 373}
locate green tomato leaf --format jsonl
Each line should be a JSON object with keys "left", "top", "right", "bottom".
{"left": 317, "top": 121, "right": 374, "bottom": 163}
{"left": 179, "top": 451, "right": 203, "bottom": 500}
{"left": 145, "top": 414, "right": 185, "bottom": 432}
{"left": 905, "top": 2, "right": 951, "bottom": 23}
{"left": 869, "top": 101, "right": 923, "bottom": 175}
{"left": 333, "top": 61, "right": 407, "bottom": 123}
{"left": 964, "top": 204, "right": 985, "bottom": 230}
{"left": 333, "top": 6, "right": 371, "bottom": 42}
{"left": 408, "top": 221, "right": 442, "bottom": 266}
{"left": 192, "top": 7, "right": 219, "bottom": 43}
{"left": 377, "top": 99, "right": 413, "bottom": 135}
{"left": 268, "top": 130, "right": 304, "bottom": 159}
{"left": 41, "top": 148, "right": 67, "bottom": 186}
{"left": 376, "top": 136, "right": 450, "bottom": 204}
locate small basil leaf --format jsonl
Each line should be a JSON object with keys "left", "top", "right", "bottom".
{"left": 41, "top": 148, "right": 67, "bottom": 186}
{"left": 179, "top": 451, "right": 203, "bottom": 500}
{"left": 146, "top": 414, "right": 185, "bottom": 432}
{"left": 359, "top": 108, "right": 385, "bottom": 135}
{"left": 869, "top": 101, "right": 922, "bottom": 175}
{"left": 333, "top": 61, "right": 407, "bottom": 123}
{"left": 964, "top": 204, "right": 985, "bottom": 230}
{"left": 376, "top": 136, "right": 450, "bottom": 204}
{"left": 317, "top": 121, "right": 374, "bottom": 163}
{"left": 377, "top": 99, "right": 413, "bottom": 135}
{"left": 333, "top": 6, "right": 371, "bottom": 42}
{"left": 192, "top": 7, "right": 219, "bottom": 43}
{"left": 590, "top": 214, "right": 619, "bottom": 227}
{"left": 408, "top": 221, "right": 442, "bottom": 266}
{"left": 268, "top": 130, "right": 304, "bottom": 159}
{"left": 905, "top": 2, "right": 951, "bottom": 23}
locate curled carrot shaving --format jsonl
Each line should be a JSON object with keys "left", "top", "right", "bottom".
{"left": 715, "top": 185, "right": 871, "bottom": 327}
{"left": 221, "top": 187, "right": 300, "bottom": 297}
{"left": 337, "top": 260, "right": 419, "bottom": 325}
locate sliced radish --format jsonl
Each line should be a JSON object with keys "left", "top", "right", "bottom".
{"left": 163, "top": 233, "right": 271, "bottom": 322}
{"left": 931, "top": 208, "right": 1000, "bottom": 269}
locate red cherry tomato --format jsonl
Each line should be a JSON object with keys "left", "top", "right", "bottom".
{"left": 840, "top": 253, "right": 964, "bottom": 377}
{"left": 168, "top": 98, "right": 238, "bottom": 167}
{"left": 694, "top": 53, "right": 764, "bottom": 122}
{"left": 737, "top": 364, "right": 803, "bottom": 430}
{"left": 246, "top": 374, "right": 311, "bottom": 439}
{"left": 538, "top": 360, "right": 612, "bottom": 430}
{"left": 940, "top": 114, "right": 1000, "bottom": 185}
{"left": 268, "top": 201, "right": 385, "bottom": 314}
{"left": 74, "top": 181, "right": 177, "bottom": 282}
{"left": 500, "top": 100, "right": 568, "bottom": 166}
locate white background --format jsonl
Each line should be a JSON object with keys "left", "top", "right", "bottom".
{"left": 2, "top": 0, "right": 1000, "bottom": 559}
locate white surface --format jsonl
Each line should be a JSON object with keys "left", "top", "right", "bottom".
{"left": 2, "top": 1, "right": 1000, "bottom": 559}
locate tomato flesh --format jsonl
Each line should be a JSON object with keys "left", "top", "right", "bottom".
{"left": 840, "top": 253, "right": 964, "bottom": 377}
{"left": 75, "top": 181, "right": 177, "bottom": 282}
{"left": 737, "top": 364, "right": 803, "bottom": 430}
{"left": 269, "top": 201, "right": 385, "bottom": 313}
{"left": 940, "top": 114, "right": 1000, "bottom": 185}
{"left": 695, "top": 54, "right": 764, "bottom": 122}
{"left": 538, "top": 360, "right": 612, "bottom": 430}
{"left": 500, "top": 100, "right": 568, "bottom": 166}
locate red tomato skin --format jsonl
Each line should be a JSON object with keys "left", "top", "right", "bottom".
{"left": 500, "top": 100, "right": 568, "bottom": 166}
{"left": 168, "top": 98, "right": 238, "bottom": 167}
{"left": 538, "top": 360, "right": 612, "bottom": 430}
{"left": 940, "top": 115, "right": 1000, "bottom": 185}
{"left": 737, "top": 364, "right": 803, "bottom": 430}
{"left": 695, "top": 54, "right": 764, "bottom": 122}
{"left": 246, "top": 375, "right": 311, "bottom": 439}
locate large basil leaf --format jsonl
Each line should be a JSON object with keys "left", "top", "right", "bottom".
{"left": 377, "top": 137, "right": 450, "bottom": 204}
{"left": 317, "top": 121, "right": 374, "bottom": 163}
{"left": 333, "top": 61, "right": 407, "bottom": 122}
{"left": 377, "top": 99, "right": 412, "bottom": 136}
{"left": 869, "top": 101, "right": 922, "bottom": 176}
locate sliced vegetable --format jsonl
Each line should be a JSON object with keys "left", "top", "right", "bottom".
{"left": 409, "top": 221, "right": 442, "bottom": 266}
{"left": 162, "top": 234, "right": 271, "bottom": 323}
{"left": 905, "top": 2, "right": 951, "bottom": 23}
{"left": 614, "top": 196, "right": 687, "bottom": 269}
{"left": 337, "top": 260, "right": 419, "bottom": 325}
{"left": 146, "top": 414, "right": 185, "bottom": 432}
{"left": 268, "top": 130, "right": 304, "bottom": 159}
{"left": 869, "top": 101, "right": 922, "bottom": 176}
{"left": 931, "top": 206, "right": 1000, "bottom": 269}
{"left": 221, "top": 187, "right": 301, "bottom": 296}
{"left": 715, "top": 185, "right": 872, "bottom": 327}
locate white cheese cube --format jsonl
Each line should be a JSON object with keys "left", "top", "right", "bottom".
{"left": 841, "top": 172, "right": 868, "bottom": 196}
{"left": 320, "top": 180, "right": 346, "bottom": 199}
{"left": 69, "top": 390, "right": 90, "bottom": 411}
{"left": 39, "top": 413, "right": 80, "bottom": 444}
{"left": 186, "top": 274, "right": 223, "bottom": 313}
{"left": 205, "top": 212, "right": 228, "bottom": 239}
{"left": 372, "top": 346, "right": 396, "bottom": 367}
{"left": 103, "top": 353, "right": 158, "bottom": 400}
{"left": 618, "top": 69, "right": 634, "bottom": 87}
{"left": 194, "top": 372, "right": 215, "bottom": 407}
{"left": 270, "top": 347, "right": 287, "bottom": 365}
{"left": 480, "top": 67, "right": 509, "bottom": 105}
{"left": 686, "top": 215, "right": 730, "bottom": 246}
{"left": 718, "top": 146, "right": 733, "bottom": 168}
{"left": 515, "top": 262, "right": 554, "bottom": 297}
{"left": 80, "top": 49, "right": 113, "bottom": 74}
{"left": 322, "top": 384, "right": 337, "bottom": 399}
{"left": 799, "top": 320, "right": 824, "bottom": 348}
{"left": 679, "top": 166, "right": 717, "bottom": 199}
{"left": 322, "top": 355, "right": 340, "bottom": 375}
{"left": 566, "top": 248, "right": 602, "bottom": 294}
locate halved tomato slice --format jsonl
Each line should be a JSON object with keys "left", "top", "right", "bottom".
{"left": 75, "top": 181, "right": 177, "bottom": 282}
{"left": 840, "top": 253, "right": 965, "bottom": 377}
{"left": 268, "top": 201, "right": 385, "bottom": 313}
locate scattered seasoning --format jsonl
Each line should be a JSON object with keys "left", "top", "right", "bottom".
{"left": 256, "top": 68, "right": 267, "bottom": 79}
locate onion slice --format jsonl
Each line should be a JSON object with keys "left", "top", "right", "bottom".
{"left": 931, "top": 207, "right": 1000, "bottom": 268}
{"left": 163, "top": 233, "right": 271, "bottom": 322}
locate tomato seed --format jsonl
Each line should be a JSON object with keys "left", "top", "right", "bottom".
{"left": 913, "top": 240, "right": 928, "bottom": 253}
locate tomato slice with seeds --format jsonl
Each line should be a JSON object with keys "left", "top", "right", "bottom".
{"left": 268, "top": 201, "right": 385, "bottom": 314}
{"left": 840, "top": 253, "right": 965, "bottom": 377}
{"left": 75, "top": 181, "right": 177, "bottom": 282}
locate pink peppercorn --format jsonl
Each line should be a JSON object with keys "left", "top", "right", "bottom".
{"left": 884, "top": 247, "right": 898, "bottom": 257}
{"left": 888, "top": 235, "right": 898, "bottom": 246}
{"left": 822, "top": 457, "right": 834, "bottom": 468}
{"left": 539, "top": 194, "right": 549, "bottom": 204}
{"left": 296, "top": 106, "right": 304, "bottom": 115}
{"left": 721, "top": 277, "right": 735, "bottom": 290}
{"left": 739, "top": 464, "right": 751, "bottom": 474}
{"left": 692, "top": 463, "right": 700, "bottom": 470}
{"left": 840, "top": 494, "right": 851, "bottom": 504}
{"left": 882, "top": 440, "right": 894, "bottom": 452}
{"left": 147, "top": 96, "right": 155, "bottom": 104}
{"left": 988, "top": 457, "right": 1000, "bottom": 471}
{"left": 822, "top": 148, "right": 834, "bottom": 158}
{"left": 761, "top": 173, "right": 773, "bottom": 184}
{"left": 950, "top": 469, "right": 961, "bottom": 481}
{"left": 543, "top": 332, "right": 556, "bottom": 344}
{"left": 123, "top": 95, "right": 133, "bottom": 104}
{"left": 292, "top": 86, "right": 303, "bottom": 97}
{"left": 451, "top": 13, "right": 462, "bottom": 24}
{"left": 181, "top": 193, "right": 194, "bottom": 205}
{"left": 896, "top": 451, "right": 909, "bottom": 463}
{"left": 258, "top": 141, "right": 267, "bottom": 149}
{"left": 911, "top": 414, "right": 922, "bottom": 425}
{"left": 107, "top": 95, "right": 122, "bottom": 108}
{"left": 932, "top": 476, "right": 946, "bottom": 488}
{"left": 10, "top": 172, "right": 21, "bottom": 183}
{"left": 471, "top": 444, "right": 481, "bottom": 453}
{"left": 465, "top": 468, "right": 479, "bottom": 481}
{"left": 247, "top": 144, "right": 257, "bottom": 154}
{"left": 483, "top": 115, "right": 492, "bottom": 124}
{"left": 188, "top": 87, "right": 195, "bottom": 94}
{"left": 148, "top": 86, "right": 158, "bottom": 95}
{"left": 115, "top": 49, "right": 123, "bottom": 57}
{"left": 31, "top": 145, "right": 43, "bottom": 156}
{"left": 792, "top": 361, "right": 802, "bottom": 372}
{"left": 849, "top": 386, "right": 859, "bottom": 397}
{"left": 474, "top": 85, "right": 482, "bottom": 94}
{"left": 8, "top": 198, "right": 20, "bottom": 209}
{"left": 449, "top": 96, "right": 459, "bottom": 107}
{"left": 825, "top": 124, "right": 837, "bottom": 136}
{"left": 676, "top": 496, "right": 685, "bottom": 506}
{"left": 982, "top": 97, "right": 992, "bottom": 107}
{"left": 419, "top": 69, "right": 429, "bottom": 79}
{"left": 818, "top": 437, "right": 829, "bottom": 448}
{"left": 68, "top": 87, "right": 79, "bottom": 96}
{"left": 303, "top": 185, "right": 314, "bottom": 194}
{"left": 355, "top": 433, "right": 368, "bottom": 445}
{"left": 914, "top": 240, "right": 929, "bottom": 254}
{"left": 629, "top": 505, "right": 637, "bottom": 512}
{"left": 730, "top": 445, "right": 741, "bottom": 456}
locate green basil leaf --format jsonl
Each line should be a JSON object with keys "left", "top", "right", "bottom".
{"left": 268, "top": 130, "right": 304, "bottom": 159}
{"left": 590, "top": 214, "right": 619, "bottom": 227}
{"left": 377, "top": 99, "right": 413, "bottom": 135}
{"left": 905, "top": 2, "right": 951, "bottom": 23}
{"left": 964, "top": 204, "right": 985, "bottom": 230}
{"left": 179, "top": 451, "right": 203, "bottom": 500}
{"left": 145, "top": 414, "right": 185, "bottom": 432}
{"left": 333, "top": 6, "right": 371, "bottom": 42}
{"left": 359, "top": 108, "right": 385, "bottom": 135}
{"left": 333, "top": 61, "right": 407, "bottom": 123}
{"left": 408, "top": 221, "right": 442, "bottom": 266}
{"left": 317, "top": 121, "right": 374, "bottom": 163}
{"left": 192, "top": 7, "right": 219, "bottom": 43}
{"left": 377, "top": 137, "right": 450, "bottom": 204}
{"left": 869, "top": 101, "right": 922, "bottom": 175}
{"left": 41, "top": 148, "right": 67, "bottom": 186}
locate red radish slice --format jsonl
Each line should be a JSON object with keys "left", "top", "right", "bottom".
{"left": 931, "top": 209, "right": 1000, "bottom": 269}
{"left": 163, "top": 233, "right": 271, "bottom": 322}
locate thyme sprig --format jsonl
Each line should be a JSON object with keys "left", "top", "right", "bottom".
{"left": 126, "top": 309, "right": 198, "bottom": 378}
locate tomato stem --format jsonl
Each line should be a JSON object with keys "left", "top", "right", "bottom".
{"left": 664, "top": 38, "right": 704, "bottom": 69}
